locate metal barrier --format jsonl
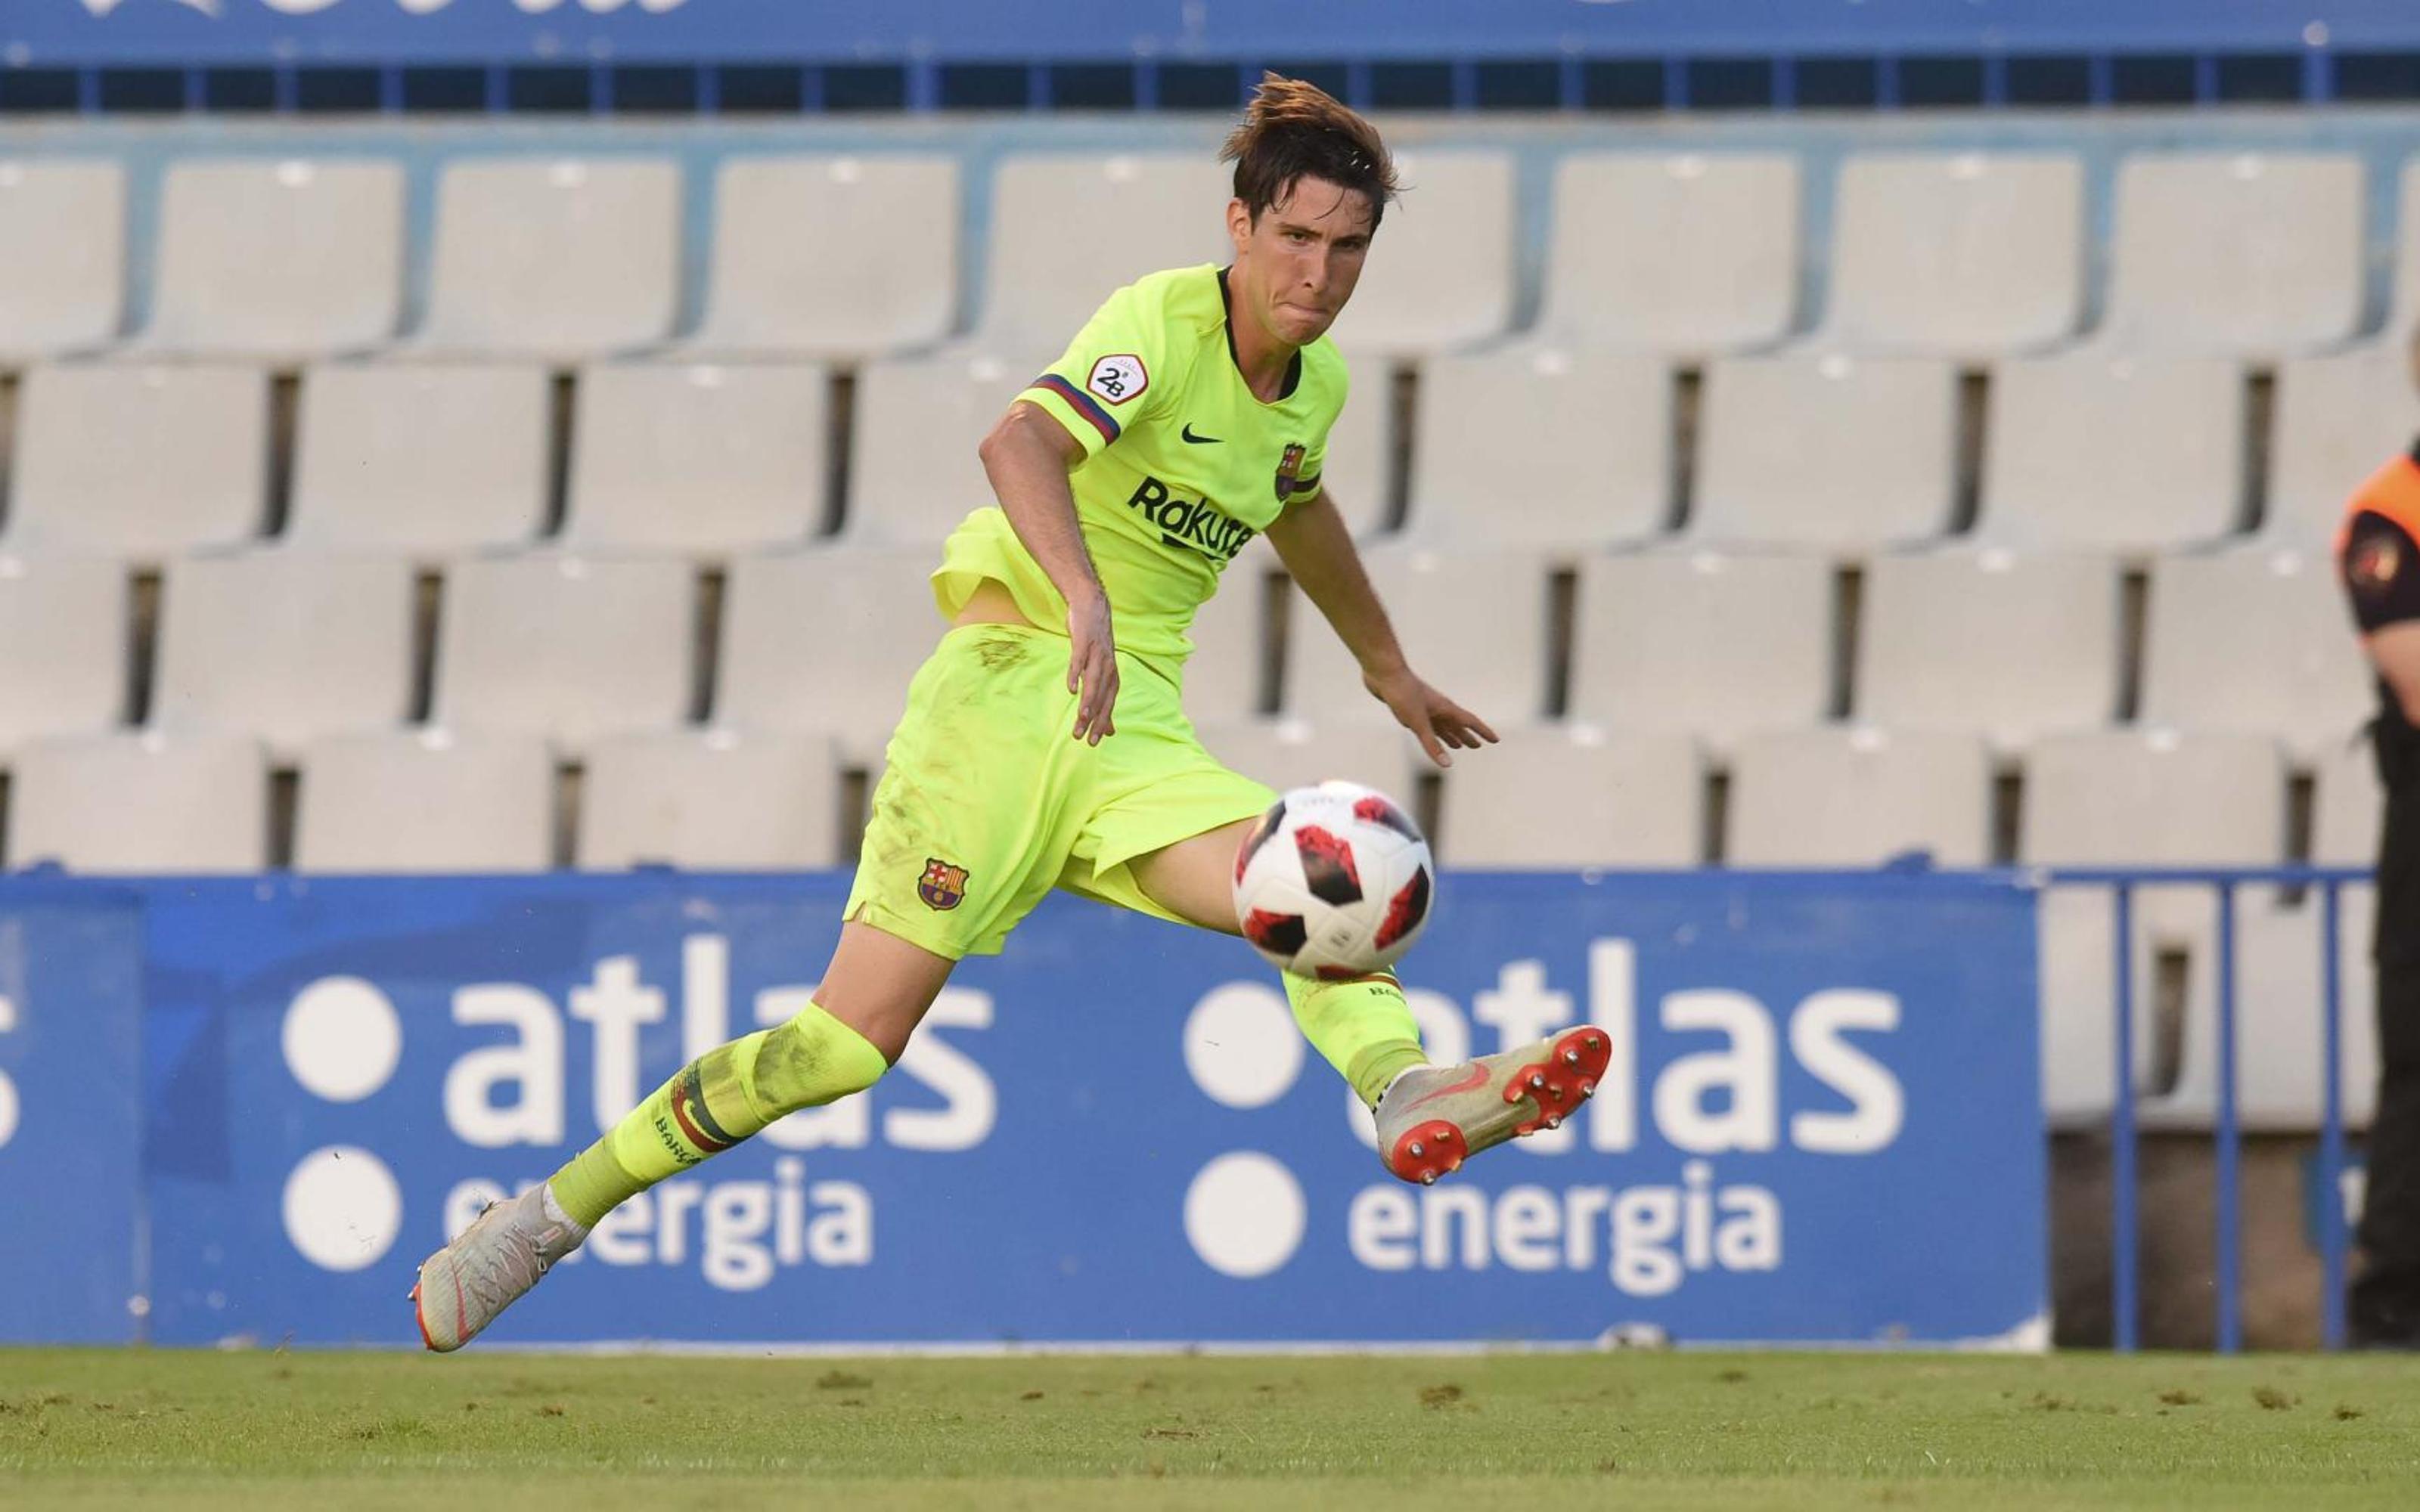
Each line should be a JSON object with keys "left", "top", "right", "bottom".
{"left": 2046, "top": 866, "right": 2372, "bottom": 1352}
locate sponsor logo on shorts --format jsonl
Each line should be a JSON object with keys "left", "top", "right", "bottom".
{"left": 1125, "top": 475, "right": 1257, "bottom": 562}
{"left": 919, "top": 858, "right": 971, "bottom": 912}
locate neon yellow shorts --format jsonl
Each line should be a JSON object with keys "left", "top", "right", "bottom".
{"left": 844, "top": 621, "right": 1275, "bottom": 959}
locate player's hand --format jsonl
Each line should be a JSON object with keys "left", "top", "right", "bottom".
{"left": 1066, "top": 587, "right": 1119, "bottom": 745}
{"left": 1364, "top": 665, "right": 1498, "bottom": 769}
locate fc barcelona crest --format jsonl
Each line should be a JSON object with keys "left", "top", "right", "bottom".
{"left": 918, "top": 857, "right": 970, "bottom": 912}
{"left": 1274, "top": 442, "right": 1308, "bottom": 502}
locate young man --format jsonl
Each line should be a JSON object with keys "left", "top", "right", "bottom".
{"left": 414, "top": 75, "right": 1610, "bottom": 1352}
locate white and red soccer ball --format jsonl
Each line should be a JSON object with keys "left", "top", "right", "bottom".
{"left": 1231, "top": 779, "right": 1435, "bottom": 978}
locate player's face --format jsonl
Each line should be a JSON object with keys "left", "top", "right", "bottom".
{"left": 1227, "top": 175, "right": 1376, "bottom": 349}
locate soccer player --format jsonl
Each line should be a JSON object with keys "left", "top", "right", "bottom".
{"left": 414, "top": 74, "right": 1611, "bottom": 1352}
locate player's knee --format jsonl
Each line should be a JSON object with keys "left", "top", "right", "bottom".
{"left": 747, "top": 1002, "right": 894, "bottom": 1119}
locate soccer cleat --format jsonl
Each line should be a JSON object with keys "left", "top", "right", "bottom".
{"left": 1373, "top": 1026, "right": 1612, "bottom": 1185}
{"left": 411, "top": 1185, "right": 586, "bottom": 1353}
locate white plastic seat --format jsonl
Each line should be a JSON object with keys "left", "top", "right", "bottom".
{"left": 688, "top": 154, "right": 957, "bottom": 360}
{"left": 1327, "top": 150, "right": 1515, "bottom": 358}
{"left": 718, "top": 545, "right": 946, "bottom": 765}
{"left": 1284, "top": 547, "right": 1551, "bottom": 726}
{"left": 146, "top": 157, "right": 404, "bottom": 359}
{"left": 1541, "top": 153, "right": 1799, "bottom": 355}
{"left": 0, "top": 555, "right": 124, "bottom": 754}
{"left": 151, "top": 553, "right": 414, "bottom": 760}
{"left": 1727, "top": 726, "right": 1992, "bottom": 867}
{"left": 2141, "top": 547, "right": 2372, "bottom": 761}
{"left": 1194, "top": 717, "right": 1419, "bottom": 801}
{"left": 9, "top": 732, "right": 264, "bottom": 874}
{"left": 417, "top": 157, "right": 681, "bottom": 360}
{"left": 1184, "top": 559, "right": 1271, "bottom": 726}
{"left": 563, "top": 362, "right": 827, "bottom": 553}
{"left": 979, "top": 153, "right": 1232, "bottom": 355}
{"left": 2104, "top": 153, "right": 2363, "bottom": 357}
{"left": 433, "top": 555, "right": 693, "bottom": 751}
{"left": 0, "top": 160, "right": 124, "bottom": 362}
{"left": 845, "top": 351, "right": 1034, "bottom": 543}
{"left": 1979, "top": 353, "right": 2243, "bottom": 552}
{"left": 1822, "top": 152, "right": 2084, "bottom": 358}
{"left": 1404, "top": 346, "right": 1669, "bottom": 552}
{"left": 1857, "top": 550, "right": 2121, "bottom": 753}
{"left": 2267, "top": 343, "right": 2419, "bottom": 552}
{"left": 1568, "top": 552, "right": 1832, "bottom": 752}
{"left": 295, "top": 729, "right": 551, "bottom": 874}
{"left": 8, "top": 364, "right": 264, "bottom": 555}
{"left": 1692, "top": 352, "right": 1957, "bottom": 550}
{"left": 2024, "top": 730, "right": 2286, "bottom": 1126}
{"left": 1437, "top": 723, "right": 1702, "bottom": 867}
{"left": 579, "top": 728, "right": 842, "bottom": 870}
{"left": 287, "top": 363, "right": 549, "bottom": 556}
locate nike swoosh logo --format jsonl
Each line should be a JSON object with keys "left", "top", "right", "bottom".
{"left": 1404, "top": 1064, "right": 1491, "bottom": 1111}
{"left": 1181, "top": 424, "right": 1223, "bottom": 445}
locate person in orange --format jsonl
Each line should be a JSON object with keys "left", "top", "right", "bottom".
{"left": 2335, "top": 345, "right": 2420, "bottom": 1349}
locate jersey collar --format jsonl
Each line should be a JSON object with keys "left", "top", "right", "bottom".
{"left": 1216, "top": 265, "right": 1303, "bottom": 402}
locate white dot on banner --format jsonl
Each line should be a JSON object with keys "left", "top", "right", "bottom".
{"left": 1182, "top": 984, "right": 1303, "bottom": 1108}
{"left": 0, "top": 1073, "right": 17, "bottom": 1151}
{"left": 1183, "top": 1151, "right": 1305, "bottom": 1278}
{"left": 283, "top": 1146, "right": 402, "bottom": 1272}
{"left": 282, "top": 977, "right": 402, "bottom": 1102}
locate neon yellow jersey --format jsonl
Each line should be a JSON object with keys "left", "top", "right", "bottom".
{"left": 932, "top": 264, "right": 1348, "bottom": 680}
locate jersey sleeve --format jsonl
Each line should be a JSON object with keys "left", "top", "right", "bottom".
{"left": 2342, "top": 507, "right": 2420, "bottom": 632}
{"left": 1283, "top": 362, "right": 1348, "bottom": 508}
{"left": 1017, "top": 281, "right": 1177, "bottom": 462}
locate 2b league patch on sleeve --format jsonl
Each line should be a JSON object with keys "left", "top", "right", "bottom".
{"left": 1087, "top": 354, "right": 1149, "bottom": 407}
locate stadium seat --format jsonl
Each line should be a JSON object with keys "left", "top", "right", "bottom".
{"left": 1821, "top": 152, "right": 2085, "bottom": 358}
{"left": 1691, "top": 352, "right": 1958, "bottom": 551}
{"left": 0, "top": 160, "right": 124, "bottom": 362}
{"left": 1283, "top": 547, "right": 1552, "bottom": 727}
{"left": 0, "top": 555, "right": 124, "bottom": 754}
{"left": 286, "top": 363, "right": 550, "bottom": 556}
{"left": 2103, "top": 152, "right": 2363, "bottom": 356}
{"left": 1978, "top": 352, "right": 2244, "bottom": 552}
{"left": 1855, "top": 549, "right": 2122, "bottom": 752}
{"left": 578, "top": 728, "right": 842, "bottom": 870}
{"left": 152, "top": 553, "right": 414, "bottom": 760}
{"left": 718, "top": 544, "right": 944, "bottom": 765}
{"left": 687, "top": 154, "right": 958, "bottom": 360}
{"left": 1540, "top": 153, "right": 1799, "bottom": 355}
{"left": 9, "top": 731, "right": 265, "bottom": 874}
{"left": 2140, "top": 547, "right": 2372, "bottom": 760}
{"left": 2023, "top": 729, "right": 2287, "bottom": 1125}
{"left": 1567, "top": 552, "right": 1832, "bottom": 751}
{"left": 1185, "top": 559, "right": 1274, "bottom": 725}
{"left": 2266, "top": 342, "right": 2418, "bottom": 552}
{"left": 144, "top": 158, "right": 403, "bottom": 359}
{"left": 563, "top": 362, "right": 828, "bottom": 553}
{"left": 1402, "top": 346, "right": 1670, "bottom": 553}
{"left": 294, "top": 729, "right": 551, "bottom": 874}
{"left": 1194, "top": 717, "right": 1419, "bottom": 800}
{"left": 1727, "top": 726, "right": 1992, "bottom": 867}
{"left": 979, "top": 153, "right": 1233, "bottom": 355}
{"left": 1326, "top": 150, "right": 1515, "bottom": 358}
{"left": 8, "top": 364, "right": 264, "bottom": 555}
{"left": 416, "top": 156, "right": 681, "bottom": 360}
{"left": 433, "top": 555, "right": 693, "bottom": 752}
{"left": 1435, "top": 723, "right": 1702, "bottom": 867}
{"left": 845, "top": 352, "right": 1032, "bottom": 543}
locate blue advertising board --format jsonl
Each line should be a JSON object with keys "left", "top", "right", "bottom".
{"left": 114, "top": 868, "right": 2043, "bottom": 1350}
{"left": 9, "top": 1, "right": 2420, "bottom": 68}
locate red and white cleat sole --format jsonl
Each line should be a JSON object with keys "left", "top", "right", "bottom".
{"left": 1376, "top": 1026, "right": 1613, "bottom": 1185}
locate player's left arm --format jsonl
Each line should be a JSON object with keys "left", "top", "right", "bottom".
{"left": 1265, "top": 487, "right": 1499, "bottom": 767}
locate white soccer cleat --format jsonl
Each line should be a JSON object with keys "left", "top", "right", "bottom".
{"left": 411, "top": 1185, "right": 585, "bottom": 1353}
{"left": 1373, "top": 1026, "right": 1613, "bottom": 1185}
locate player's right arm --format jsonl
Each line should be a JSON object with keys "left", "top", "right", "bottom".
{"left": 976, "top": 403, "right": 1118, "bottom": 743}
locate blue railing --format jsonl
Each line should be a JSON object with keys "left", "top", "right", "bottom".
{"left": 2047, "top": 866, "right": 2372, "bottom": 1352}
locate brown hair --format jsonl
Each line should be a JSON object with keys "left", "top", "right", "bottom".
{"left": 1219, "top": 72, "right": 1398, "bottom": 232}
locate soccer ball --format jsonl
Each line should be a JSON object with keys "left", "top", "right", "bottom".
{"left": 1231, "top": 779, "right": 1435, "bottom": 978}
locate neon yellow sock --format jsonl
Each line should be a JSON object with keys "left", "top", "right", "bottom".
{"left": 549, "top": 999, "right": 889, "bottom": 1228}
{"left": 1284, "top": 971, "right": 1427, "bottom": 1108}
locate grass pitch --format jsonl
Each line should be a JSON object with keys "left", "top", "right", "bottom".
{"left": 2, "top": 1348, "right": 2417, "bottom": 1510}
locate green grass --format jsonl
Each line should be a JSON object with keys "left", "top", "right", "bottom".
{"left": 3, "top": 1349, "right": 2418, "bottom": 1510}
